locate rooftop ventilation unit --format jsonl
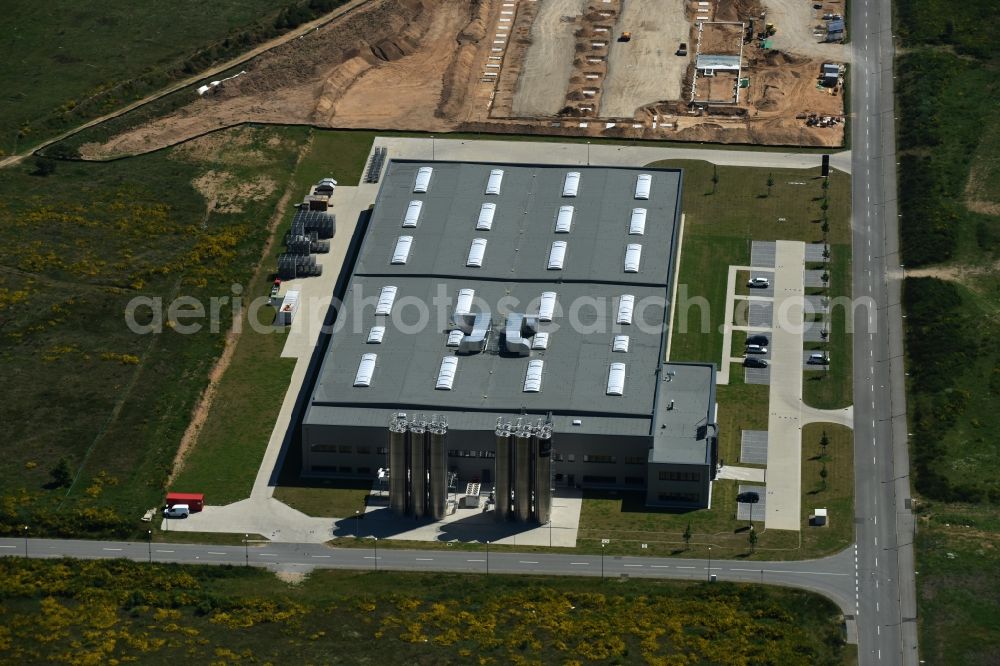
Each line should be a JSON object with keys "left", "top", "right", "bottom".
{"left": 354, "top": 353, "right": 377, "bottom": 387}
{"left": 538, "top": 291, "right": 557, "bottom": 322}
{"left": 562, "top": 171, "right": 581, "bottom": 197}
{"left": 455, "top": 310, "right": 491, "bottom": 354}
{"left": 485, "top": 169, "right": 504, "bottom": 195}
{"left": 554, "top": 205, "right": 574, "bottom": 233}
{"left": 467, "top": 238, "right": 488, "bottom": 267}
{"left": 477, "top": 202, "right": 496, "bottom": 230}
{"left": 375, "top": 286, "right": 398, "bottom": 315}
{"left": 624, "top": 243, "right": 642, "bottom": 273}
{"left": 504, "top": 312, "right": 537, "bottom": 356}
{"left": 413, "top": 166, "right": 433, "bottom": 193}
{"left": 617, "top": 294, "right": 635, "bottom": 325}
{"left": 612, "top": 334, "right": 629, "bottom": 352}
{"left": 629, "top": 208, "right": 647, "bottom": 235}
{"left": 635, "top": 173, "right": 652, "bottom": 200}
{"left": 367, "top": 326, "right": 386, "bottom": 344}
{"left": 607, "top": 362, "right": 626, "bottom": 396}
{"left": 446, "top": 329, "right": 464, "bottom": 347}
{"left": 547, "top": 240, "right": 567, "bottom": 270}
{"left": 523, "top": 359, "right": 544, "bottom": 393}
{"left": 402, "top": 200, "right": 423, "bottom": 228}
{"left": 455, "top": 288, "right": 475, "bottom": 316}
{"left": 531, "top": 332, "right": 550, "bottom": 350}
{"left": 391, "top": 236, "right": 413, "bottom": 265}
{"left": 436, "top": 356, "right": 458, "bottom": 390}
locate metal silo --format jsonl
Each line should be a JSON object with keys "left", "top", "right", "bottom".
{"left": 388, "top": 414, "right": 409, "bottom": 516}
{"left": 409, "top": 418, "right": 428, "bottom": 519}
{"left": 533, "top": 423, "right": 553, "bottom": 524}
{"left": 427, "top": 415, "right": 448, "bottom": 520}
{"left": 514, "top": 425, "right": 533, "bottom": 522}
{"left": 494, "top": 419, "right": 512, "bottom": 521}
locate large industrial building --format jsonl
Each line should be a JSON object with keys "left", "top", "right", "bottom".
{"left": 301, "top": 160, "right": 719, "bottom": 510}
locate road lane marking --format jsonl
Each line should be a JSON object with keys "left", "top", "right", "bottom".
{"left": 0, "top": 545, "right": 17, "bottom": 549}
{"left": 519, "top": 561, "right": 539, "bottom": 564}
{"left": 650, "top": 565, "right": 670, "bottom": 568}
{"left": 677, "top": 566, "right": 695, "bottom": 569}
{"left": 623, "top": 564, "right": 643, "bottom": 568}
{"left": 311, "top": 555, "right": 331, "bottom": 559}
{"left": 415, "top": 558, "right": 434, "bottom": 561}
{"left": 207, "top": 552, "right": 227, "bottom": 555}
{"left": 259, "top": 554, "right": 277, "bottom": 557}
{"left": 570, "top": 562, "right": 589, "bottom": 566}
{"left": 155, "top": 550, "right": 174, "bottom": 553}
{"left": 467, "top": 559, "right": 486, "bottom": 562}
{"left": 102, "top": 548, "right": 122, "bottom": 551}
{"left": 363, "top": 556, "right": 381, "bottom": 559}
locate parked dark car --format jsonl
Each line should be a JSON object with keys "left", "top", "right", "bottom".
{"left": 746, "top": 334, "right": 770, "bottom": 345}
{"left": 743, "top": 357, "right": 768, "bottom": 368}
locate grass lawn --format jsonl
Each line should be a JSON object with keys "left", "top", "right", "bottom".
{"left": 274, "top": 478, "right": 373, "bottom": 518}
{"left": 0, "top": 125, "right": 307, "bottom": 537}
{"left": 799, "top": 423, "right": 854, "bottom": 554}
{"left": 802, "top": 242, "right": 853, "bottom": 409}
{"left": 0, "top": 0, "right": 320, "bottom": 155}
{"left": 0, "top": 558, "right": 850, "bottom": 664}
{"left": 173, "top": 129, "right": 379, "bottom": 506}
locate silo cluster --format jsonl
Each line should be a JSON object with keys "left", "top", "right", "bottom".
{"left": 494, "top": 418, "right": 553, "bottom": 523}
{"left": 387, "top": 413, "right": 448, "bottom": 520}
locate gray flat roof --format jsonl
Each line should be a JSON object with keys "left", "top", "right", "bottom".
{"left": 305, "top": 160, "right": 691, "bottom": 438}
{"left": 651, "top": 363, "right": 717, "bottom": 465}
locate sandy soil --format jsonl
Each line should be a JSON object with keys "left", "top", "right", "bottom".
{"left": 512, "top": 0, "right": 589, "bottom": 116}
{"left": 601, "top": 0, "right": 689, "bottom": 117}
{"left": 699, "top": 22, "right": 744, "bottom": 55}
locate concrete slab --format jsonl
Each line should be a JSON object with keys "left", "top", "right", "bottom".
{"left": 740, "top": 430, "right": 769, "bottom": 465}
{"left": 804, "top": 243, "right": 830, "bottom": 262}
{"left": 748, "top": 301, "right": 773, "bottom": 328}
{"left": 803, "top": 321, "right": 829, "bottom": 342}
{"left": 804, "top": 269, "right": 828, "bottom": 288}
{"left": 736, "top": 484, "right": 767, "bottom": 522}
{"left": 804, "top": 294, "right": 830, "bottom": 315}
{"left": 717, "top": 466, "right": 766, "bottom": 482}
{"left": 763, "top": 240, "right": 806, "bottom": 531}
{"left": 744, "top": 365, "right": 771, "bottom": 385}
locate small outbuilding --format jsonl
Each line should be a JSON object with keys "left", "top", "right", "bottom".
{"left": 166, "top": 492, "right": 204, "bottom": 512}
{"left": 811, "top": 508, "right": 828, "bottom": 526}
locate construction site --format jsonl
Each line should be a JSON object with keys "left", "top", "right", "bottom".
{"left": 81, "top": 0, "right": 848, "bottom": 159}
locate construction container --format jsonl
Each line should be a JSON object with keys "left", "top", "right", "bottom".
{"left": 275, "top": 290, "right": 300, "bottom": 326}
{"left": 165, "top": 492, "right": 204, "bottom": 513}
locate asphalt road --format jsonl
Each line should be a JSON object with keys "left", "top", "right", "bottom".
{"left": 1, "top": 536, "right": 856, "bottom": 610}
{"left": 849, "top": 0, "right": 919, "bottom": 663}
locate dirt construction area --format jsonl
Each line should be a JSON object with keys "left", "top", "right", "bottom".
{"left": 80, "top": 0, "right": 850, "bottom": 159}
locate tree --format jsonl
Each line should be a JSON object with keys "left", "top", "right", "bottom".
{"left": 766, "top": 172, "right": 774, "bottom": 197}
{"left": 683, "top": 522, "right": 692, "bottom": 550}
{"left": 711, "top": 165, "right": 719, "bottom": 194}
{"left": 819, "top": 463, "right": 829, "bottom": 491}
{"left": 820, "top": 198, "right": 829, "bottom": 212}
{"left": 821, "top": 217, "right": 830, "bottom": 234}
{"left": 32, "top": 157, "right": 56, "bottom": 177}
{"left": 748, "top": 527, "right": 758, "bottom": 554}
{"left": 822, "top": 177, "right": 830, "bottom": 191}
{"left": 50, "top": 458, "right": 72, "bottom": 488}
{"left": 820, "top": 430, "right": 830, "bottom": 456}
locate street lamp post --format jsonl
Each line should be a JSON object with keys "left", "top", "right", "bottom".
{"left": 373, "top": 537, "right": 378, "bottom": 571}
{"left": 586, "top": 141, "right": 591, "bottom": 166}
{"left": 23, "top": 526, "right": 28, "bottom": 558}
{"left": 486, "top": 540, "right": 490, "bottom": 575}
{"left": 355, "top": 510, "right": 361, "bottom": 539}
{"left": 601, "top": 543, "right": 605, "bottom": 580}
{"left": 707, "top": 547, "right": 712, "bottom": 582}
{"left": 548, "top": 519, "right": 552, "bottom": 548}
{"left": 148, "top": 530, "right": 152, "bottom": 563}
{"left": 244, "top": 534, "right": 249, "bottom": 567}
{"left": 431, "top": 135, "right": 435, "bottom": 160}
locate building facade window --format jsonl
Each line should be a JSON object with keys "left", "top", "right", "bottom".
{"left": 582, "top": 475, "right": 617, "bottom": 484}
{"left": 624, "top": 456, "right": 645, "bottom": 465}
{"left": 311, "top": 444, "right": 338, "bottom": 453}
{"left": 358, "top": 467, "right": 372, "bottom": 474}
{"left": 657, "top": 470, "right": 701, "bottom": 482}
{"left": 657, "top": 492, "right": 699, "bottom": 503}
{"left": 338, "top": 466, "right": 352, "bottom": 474}
{"left": 584, "top": 454, "right": 617, "bottom": 464}
{"left": 567, "top": 454, "right": 575, "bottom": 462}
{"left": 376, "top": 447, "right": 388, "bottom": 455}
{"left": 338, "top": 445, "right": 353, "bottom": 454}
{"left": 624, "top": 476, "right": 644, "bottom": 486}
{"left": 357, "top": 446, "right": 371, "bottom": 455}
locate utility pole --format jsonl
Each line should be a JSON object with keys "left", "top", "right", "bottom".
{"left": 23, "top": 526, "right": 28, "bottom": 558}
{"left": 147, "top": 530, "right": 152, "bottom": 563}
{"left": 373, "top": 537, "right": 378, "bottom": 571}
{"left": 601, "top": 543, "right": 605, "bottom": 580}
{"left": 244, "top": 534, "right": 249, "bottom": 567}
{"left": 707, "top": 547, "right": 712, "bottom": 582}
{"left": 486, "top": 540, "right": 490, "bottom": 575}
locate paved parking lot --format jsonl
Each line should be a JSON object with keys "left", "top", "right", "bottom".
{"left": 744, "top": 363, "right": 771, "bottom": 385}
{"left": 740, "top": 431, "right": 769, "bottom": 465}
{"left": 803, "top": 321, "right": 828, "bottom": 342}
{"left": 737, "top": 484, "right": 767, "bottom": 522}
{"left": 803, "top": 350, "right": 831, "bottom": 371}
{"left": 803, "top": 269, "right": 827, "bottom": 287}
{"left": 804, "top": 243, "right": 829, "bottom": 262}
{"left": 748, "top": 301, "right": 773, "bottom": 328}
{"left": 748, "top": 270, "right": 775, "bottom": 297}
{"left": 751, "top": 241, "right": 776, "bottom": 267}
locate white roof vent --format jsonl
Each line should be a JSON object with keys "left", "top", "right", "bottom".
{"left": 354, "top": 353, "right": 377, "bottom": 387}
{"left": 467, "top": 238, "right": 488, "bottom": 267}
{"left": 547, "top": 240, "right": 567, "bottom": 270}
{"left": 612, "top": 334, "right": 629, "bottom": 352}
{"left": 635, "top": 173, "right": 652, "bottom": 200}
{"left": 477, "top": 202, "right": 496, "bottom": 230}
{"left": 402, "top": 200, "right": 423, "bottom": 228}
{"left": 436, "top": 356, "right": 458, "bottom": 390}
{"left": 562, "top": 171, "right": 581, "bottom": 197}
{"left": 607, "top": 362, "right": 626, "bottom": 396}
{"left": 629, "top": 208, "right": 647, "bottom": 235}
{"left": 391, "top": 236, "right": 413, "bottom": 265}
{"left": 617, "top": 294, "right": 635, "bottom": 325}
{"left": 446, "top": 329, "right": 464, "bottom": 347}
{"left": 455, "top": 288, "right": 475, "bottom": 316}
{"left": 367, "top": 326, "right": 386, "bottom": 344}
{"left": 531, "top": 332, "right": 550, "bottom": 350}
{"left": 555, "top": 205, "right": 574, "bottom": 233}
{"left": 523, "top": 359, "right": 544, "bottom": 393}
{"left": 624, "top": 243, "right": 642, "bottom": 273}
{"left": 413, "top": 166, "right": 433, "bottom": 193}
{"left": 538, "top": 291, "right": 557, "bottom": 322}
{"left": 485, "top": 169, "right": 504, "bottom": 195}
{"left": 375, "top": 286, "right": 398, "bottom": 315}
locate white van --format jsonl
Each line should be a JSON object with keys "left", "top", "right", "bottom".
{"left": 163, "top": 504, "right": 190, "bottom": 518}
